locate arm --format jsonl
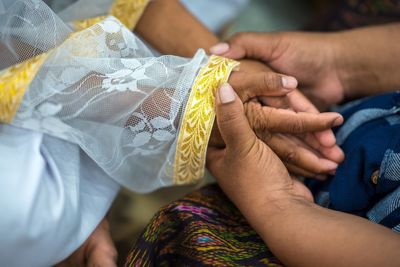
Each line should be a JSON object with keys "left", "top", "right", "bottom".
{"left": 135, "top": 0, "right": 218, "bottom": 56}
{"left": 207, "top": 83, "right": 400, "bottom": 267}
{"left": 334, "top": 23, "right": 400, "bottom": 99}
{"left": 134, "top": 0, "right": 344, "bottom": 176}
{"left": 212, "top": 23, "right": 400, "bottom": 107}
{"left": 248, "top": 194, "right": 400, "bottom": 267}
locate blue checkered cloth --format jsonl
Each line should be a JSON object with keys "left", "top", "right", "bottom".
{"left": 308, "top": 92, "right": 400, "bottom": 232}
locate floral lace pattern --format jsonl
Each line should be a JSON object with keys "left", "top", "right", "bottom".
{"left": 9, "top": 15, "right": 208, "bottom": 192}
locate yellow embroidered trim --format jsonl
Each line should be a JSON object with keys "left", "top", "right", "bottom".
{"left": 73, "top": 0, "right": 150, "bottom": 31}
{"left": 110, "top": 0, "right": 150, "bottom": 30}
{"left": 173, "top": 56, "right": 240, "bottom": 185}
{"left": 1, "top": 0, "right": 151, "bottom": 123}
{"left": 0, "top": 53, "right": 48, "bottom": 123}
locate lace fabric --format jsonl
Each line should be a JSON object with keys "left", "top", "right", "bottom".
{"left": 0, "top": 0, "right": 240, "bottom": 192}
{"left": 0, "top": 0, "right": 209, "bottom": 192}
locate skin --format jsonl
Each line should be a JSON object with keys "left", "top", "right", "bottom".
{"left": 55, "top": 219, "right": 117, "bottom": 267}
{"left": 208, "top": 83, "right": 400, "bottom": 267}
{"left": 212, "top": 23, "right": 400, "bottom": 110}
{"left": 60, "top": 2, "right": 392, "bottom": 265}
{"left": 207, "top": 24, "right": 400, "bottom": 267}
{"left": 135, "top": 0, "right": 345, "bottom": 176}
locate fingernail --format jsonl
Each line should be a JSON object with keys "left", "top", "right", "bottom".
{"left": 210, "top": 43, "right": 230, "bottom": 55}
{"left": 329, "top": 169, "right": 337, "bottom": 175}
{"left": 281, "top": 76, "right": 298, "bottom": 89}
{"left": 219, "top": 83, "right": 236, "bottom": 104}
{"left": 332, "top": 116, "right": 344, "bottom": 127}
{"left": 326, "top": 161, "right": 338, "bottom": 170}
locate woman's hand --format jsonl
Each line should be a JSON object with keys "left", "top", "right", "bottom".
{"left": 207, "top": 83, "right": 313, "bottom": 213}
{"left": 55, "top": 219, "right": 117, "bottom": 267}
{"left": 211, "top": 24, "right": 400, "bottom": 110}
{"left": 207, "top": 83, "right": 400, "bottom": 267}
{"left": 210, "top": 60, "right": 344, "bottom": 177}
{"left": 211, "top": 32, "right": 345, "bottom": 111}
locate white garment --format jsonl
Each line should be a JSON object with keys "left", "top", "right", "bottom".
{"left": 0, "top": 1, "right": 231, "bottom": 265}
{"left": 181, "top": 0, "right": 249, "bottom": 32}
{"left": 0, "top": 124, "right": 120, "bottom": 267}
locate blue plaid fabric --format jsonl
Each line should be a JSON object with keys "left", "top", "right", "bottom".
{"left": 308, "top": 92, "right": 400, "bottom": 232}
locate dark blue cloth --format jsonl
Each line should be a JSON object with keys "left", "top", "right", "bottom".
{"left": 308, "top": 92, "right": 400, "bottom": 231}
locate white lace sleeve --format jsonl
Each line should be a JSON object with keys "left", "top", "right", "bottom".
{"left": 0, "top": 0, "right": 238, "bottom": 192}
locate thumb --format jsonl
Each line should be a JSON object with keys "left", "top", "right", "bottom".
{"left": 215, "top": 83, "right": 257, "bottom": 153}
{"left": 210, "top": 32, "right": 283, "bottom": 62}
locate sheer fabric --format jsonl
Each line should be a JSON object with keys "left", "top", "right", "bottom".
{"left": 0, "top": 0, "right": 210, "bottom": 192}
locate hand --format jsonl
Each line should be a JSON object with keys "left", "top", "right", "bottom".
{"left": 54, "top": 219, "right": 117, "bottom": 267}
{"left": 210, "top": 32, "right": 345, "bottom": 111}
{"left": 210, "top": 60, "right": 344, "bottom": 177}
{"left": 207, "top": 83, "right": 313, "bottom": 217}
{"left": 208, "top": 84, "right": 400, "bottom": 267}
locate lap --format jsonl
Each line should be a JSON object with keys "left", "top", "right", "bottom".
{"left": 125, "top": 184, "right": 283, "bottom": 267}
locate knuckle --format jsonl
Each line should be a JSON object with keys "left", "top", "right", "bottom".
{"left": 262, "top": 72, "right": 281, "bottom": 90}
{"left": 218, "top": 109, "right": 243, "bottom": 128}
{"left": 288, "top": 120, "right": 305, "bottom": 133}
{"left": 282, "top": 149, "right": 298, "bottom": 164}
{"left": 245, "top": 103, "right": 269, "bottom": 131}
{"left": 231, "top": 32, "right": 248, "bottom": 43}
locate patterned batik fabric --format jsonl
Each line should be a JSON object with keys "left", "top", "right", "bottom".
{"left": 125, "top": 184, "right": 283, "bottom": 267}
{"left": 315, "top": 0, "right": 400, "bottom": 31}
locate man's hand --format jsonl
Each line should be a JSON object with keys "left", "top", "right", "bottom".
{"left": 211, "top": 32, "right": 345, "bottom": 111}
{"left": 54, "top": 219, "right": 117, "bottom": 267}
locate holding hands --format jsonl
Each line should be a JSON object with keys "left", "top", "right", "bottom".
{"left": 210, "top": 51, "right": 344, "bottom": 178}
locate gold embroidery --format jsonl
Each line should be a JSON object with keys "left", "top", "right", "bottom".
{"left": 110, "top": 0, "right": 150, "bottom": 30}
{"left": 174, "top": 56, "right": 240, "bottom": 184}
{"left": 0, "top": 53, "right": 48, "bottom": 123}
{"left": 1, "top": 0, "right": 152, "bottom": 123}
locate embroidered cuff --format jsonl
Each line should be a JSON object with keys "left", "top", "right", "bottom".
{"left": 174, "top": 55, "right": 240, "bottom": 185}
{"left": 0, "top": 54, "right": 48, "bottom": 123}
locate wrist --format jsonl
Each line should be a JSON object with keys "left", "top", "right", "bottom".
{"left": 244, "top": 191, "right": 316, "bottom": 242}
{"left": 238, "top": 187, "right": 312, "bottom": 228}
{"left": 331, "top": 29, "right": 384, "bottom": 100}
{"left": 327, "top": 32, "right": 353, "bottom": 101}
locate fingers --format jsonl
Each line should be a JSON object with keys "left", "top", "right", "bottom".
{"left": 286, "top": 89, "right": 319, "bottom": 113}
{"left": 245, "top": 101, "right": 343, "bottom": 134}
{"left": 87, "top": 247, "right": 118, "bottom": 267}
{"left": 215, "top": 83, "right": 257, "bottom": 154}
{"left": 210, "top": 32, "right": 284, "bottom": 62}
{"left": 257, "top": 131, "right": 339, "bottom": 175}
{"left": 286, "top": 90, "right": 343, "bottom": 147}
{"left": 319, "top": 144, "right": 345, "bottom": 163}
{"left": 229, "top": 71, "right": 297, "bottom": 102}
{"left": 286, "top": 163, "right": 319, "bottom": 178}
{"left": 86, "top": 220, "right": 118, "bottom": 267}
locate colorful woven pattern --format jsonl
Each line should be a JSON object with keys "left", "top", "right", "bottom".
{"left": 125, "top": 184, "right": 283, "bottom": 267}
{"left": 319, "top": 0, "right": 400, "bottom": 30}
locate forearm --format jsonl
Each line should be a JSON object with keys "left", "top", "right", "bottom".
{"left": 135, "top": 0, "right": 279, "bottom": 76}
{"left": 245, "top": 195, "right": 400, "bottom": 267}
{"left": 333, "top": 23, "right": 400, "bottom": 99}
{"left": 135, "top": 0, "right": 219, "bottom": 57}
